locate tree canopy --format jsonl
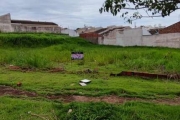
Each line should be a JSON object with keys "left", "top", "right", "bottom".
{"left": 100, "top": 0, "right": 180, "bottom": 23}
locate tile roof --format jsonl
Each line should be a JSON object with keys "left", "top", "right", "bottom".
{"left": 159, "top": 21, "right": 180, "bottom": 34}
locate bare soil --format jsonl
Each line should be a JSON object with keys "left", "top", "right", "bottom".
{"left": 0, "top": 85, "right": 180, "bottom": 105}
{"left": 0, "top": 85, "right": 37, "bottom": 97}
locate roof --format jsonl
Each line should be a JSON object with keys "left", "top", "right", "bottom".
{"left": 11, "top": 20, "right": 58, "bottom": 25}
{"left": 94, "top": 28, "right": 107, "bottom": 33}
{"left": 79, "top": 26, "right": 131, "bottom": 35}
{"left": 159, "top": 21, "right": 180, "bottom": 34}
{"left": 148, "top": 29, "right": 160, "bottom": 35}
{"left": 99, "top": 26, "right": 131, "bottom": 35}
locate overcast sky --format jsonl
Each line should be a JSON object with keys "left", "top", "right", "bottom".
{"left": 0, "top": 0, "right": 180, "bottom": 29}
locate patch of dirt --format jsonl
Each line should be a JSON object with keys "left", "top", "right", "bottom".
{"left": 152, "top": 97, "right": 180, "bottom": 105}
{"left": 0, "top": 85, "right": 37, "bottom": 97}
{"left": 111, "top": 71, "right": 180, "bottom": 80}
{"left": 49, "top": 68, "right": 65, "bottom": 73}
{"left": 8, "top": 65, "right": 66, "bottom": 73}
{"left": 46, "top": 95, "right": 140, "bottom": 104}
{"left": 8, "top": 65, "right": 35, "bottom": 72}
{"left": 0, "top": 85, "right": 180, "bottom": 105}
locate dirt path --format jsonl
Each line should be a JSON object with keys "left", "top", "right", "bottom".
{"left": 0, "top": 85, "right": 180, "bottom": 105}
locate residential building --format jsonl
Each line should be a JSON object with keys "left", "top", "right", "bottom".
{"left": 80, "top": 26, "right": 131, "bottom": 44}
{"left": 0, "top": 13, "right": 61, "bottom": 33}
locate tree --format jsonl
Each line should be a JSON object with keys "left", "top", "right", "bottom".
{"left": 99, "top": 0, "right": 180, "bottom": 23}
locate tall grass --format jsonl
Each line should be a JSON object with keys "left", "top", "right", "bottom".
{"left": 0, "top": 33, "right": 180, "bottom": 73}
{"left": 0, "top": 33, "right": 90, "bottom": 47}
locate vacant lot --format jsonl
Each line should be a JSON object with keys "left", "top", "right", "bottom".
{"left": 0, "top": 33, "right": 180, "bottom": 120}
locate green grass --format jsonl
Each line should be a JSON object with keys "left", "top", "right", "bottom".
{"left": 0, "top": 33, "right": 180, "bottom": 98}
{"left": 0, "top": 70, "right": 180, "bottom": 98}
{"left": 0, "top": 96, "right": 180, "bottom": 120}
{"left": 0, "top": 33, "right": 180, "bottom": 73}
{"left": 1, "top": 33, "right": 180, "bottom": 119}
{"left": 0, "top": 96, "right": 55, "bottom": 120}
{"left": 0, "top": 33, "right": 88, "bottom": 47}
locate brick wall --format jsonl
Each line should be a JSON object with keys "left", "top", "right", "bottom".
{"left": 80, "top": 32, "right": 100, "bottom": 44}
{"left": 159, "top": 22, "right": 180, "bottom": 34}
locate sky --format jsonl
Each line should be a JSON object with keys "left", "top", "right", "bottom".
{"left": 0, "top": 0, "right": 180, "bottom": 29}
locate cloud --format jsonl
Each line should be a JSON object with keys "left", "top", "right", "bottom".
{"left": 0, "top": 0, "right": 180, "bottom": 29}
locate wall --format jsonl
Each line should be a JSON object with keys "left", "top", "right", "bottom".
{"left": 0, "top": 13, "right": 13, "bottom": 32}
{"left": 142, "top": 33, "right": 180, "bottom": 48}
{"left": 103, "top": 28, "right": 142, "bottom": 46}
{"left": 101, "top": 27, "right": 180, "bottom": 48}
{"left": 103, "top": 29, "right": 117, "bottom": 45}
{"left": 61, "top": 29, "right": 79, "bottom": 37}
{"left": 11, "top": 24, "right": 61, "bottom": 33}
{"left": 0, "top": 23, "right": 13, "bottom": 32}
{"left": 0, "top": 13, "right": 61, "bottom": 33}
{"left": 122, "top": 28, "right": 142, "bottom": 46}
{"left": 121, "top": 30, "right": 180, "bottom": 48}
{"left": 80, "top": 32, "right": 99, "bottom": 44}
{"left": 0, "top": 13, "right": 11, "bottom": 23}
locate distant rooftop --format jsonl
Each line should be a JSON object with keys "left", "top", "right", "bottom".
{"left": 11, "top": 20, "right": 58, "bottom": 25}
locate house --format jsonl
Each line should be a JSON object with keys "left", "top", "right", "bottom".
{"left": 98, "top": 26, "right": 131, "bottom": 45}
{"left": 80, "top": 26, "right": 131, "bottom": 44}
{"left": 81, "top": 22, "right": 180, "bottom": 48}
{"left": 0, "top": 13, "right": 61, "bottom": 33}
{"left": 159, "top": 21, "right": 180, "bottom": 34}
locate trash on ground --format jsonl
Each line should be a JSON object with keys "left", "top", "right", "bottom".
{"left": 79, "top": 79, "right": 91, "bottom": 86}
{"left": 80, "top": 79, "right": 91, "bottom": 83}
{"left": 79, "top": 82, "right": 87, "bottom": 86}
{"left": 68, "top": 109, "right": 73, "bottom": 114}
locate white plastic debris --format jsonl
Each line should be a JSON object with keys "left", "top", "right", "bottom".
{"left": 68, "top": 109, "right": 73, "bottom": 113}
{"left": 80, "top": 79, "right": 91, "bottom": 83}
{"left": 79, "top": 82, "right": 87, "bottom": 86}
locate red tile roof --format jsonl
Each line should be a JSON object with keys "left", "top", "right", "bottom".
{"left": 159, "top": 22, "right": 180, "bottom": 34}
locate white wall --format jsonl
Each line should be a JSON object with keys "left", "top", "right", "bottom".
{"left": 0, "top": 23, "right": 13, "bottom": 32}
{"left": 61, "top": 29, "right": 79, "bottom": 37}
{"left": 116, "top": 31, "right": 124, "bottom": 46}
{"left": 101, "top": 27, "right": 180, "bottom": 48}
{"left": 103, "top": 30, "right": 117, "bottom": 45}
{"left": 122, "top": 28, "right": 142, "bottom": 46}
{"left": 142, "top": 33, "right": 180, "bottom": 48}
{"left": 142, "top": 27, "right": 151, "bottom": 35}
{"left": 102, "top": 28, "right": 142, "bottom": 46}
{"left": 0, "top": 13, "right": 13, "bottom": 32}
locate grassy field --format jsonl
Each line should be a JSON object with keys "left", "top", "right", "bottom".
{"left": 1, "top": 33, "right": 180, "bottom": 73}
{"left": 0, "top": 70, "right": 180, "bottom": 98}
{"left": 0, "top": 33, "right": 180, "bottom": 119}
{"left": 0, "top": 97, "right": 180, "bottom": 120}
